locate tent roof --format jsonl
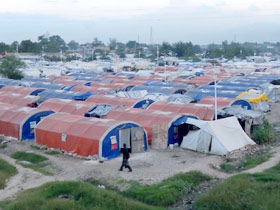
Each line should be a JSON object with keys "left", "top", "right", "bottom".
{"left": 0, "top": 86, "right": 41, "bottom": 95}
{"left": 86, "top": 95, "right": 139, "bottom": 107}
{"left": 148, "top": 101, "right": 214, "bottom": 120}
{"left": 39, "top": 98, "right": 96, "bottom": 115}
{"left": 0, "top": 92, "right": 40, "bottom": 106}
{"left": 183, "top": 116, "right": 255, "bottom": 155}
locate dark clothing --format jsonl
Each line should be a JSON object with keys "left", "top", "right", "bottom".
{"left": 119, "top": 147, "right": 132, "bottom": 172}
{"left": 122, "top": 147, "right": 130, "bottom": 160}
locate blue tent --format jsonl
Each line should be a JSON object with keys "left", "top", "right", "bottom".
{"left": 22, "top": 110, "right": 54, "bottom": 140}
{"left": 30, "top": 88, "right": 46, "bottom": 96}
{"left": 102, "top": 122, "right": 148, "bottom": 159}
{"left": 133, "top": 99, "right": 155, "bottom": 109}
{"left": 231, "top": 99, "right": 252, "bottom": 110}
{"left": 168, "top": 115, "right": 198, "bottom": 145}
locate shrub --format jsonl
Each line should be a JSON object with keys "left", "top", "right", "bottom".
{"left": 253, "top": 120, "right": 276, "bottom": 144}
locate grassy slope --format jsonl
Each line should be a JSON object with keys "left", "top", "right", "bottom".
{"left": 11, "top": 151, "right": 52, "bottom": 176}
{"left": 220, "top": 152, "right": 274, "bottom": 173}
{"left": 123, "top": 171, "right": 211, "bottom": 206}
{"left": 195, "top": 163, "right": 280, "bottom": 210}
{"left": 0, "top": 158, "right": 18, "bottom": 189}
{"left": 0, "top": 181, "right": 163, "bottom": 210}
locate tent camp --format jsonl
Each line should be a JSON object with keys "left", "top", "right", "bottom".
{"left": 35, "top": 113, "right": 148, "bottom": 159}
{"left": 181, "top": 116, "right": 255, "bottom": 155}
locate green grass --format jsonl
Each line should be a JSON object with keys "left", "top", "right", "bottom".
{"left": 194, "top": 162, "right": 280, "bottom": 210}
{"left": 220, "top": 151, "right": 274, "bottom": 173}
{"left": 253, "top": 120, "right": 277, "bottom": 144}
{"left": 122, "top": 171, "right": 211, "bottom": 206}
{"left": 0, "top": 158, "right": 18, "bottom": 189}
{"left": 11, "top": 151, "right": 52, "bottom": 176}
{"left": 0, "top": 181, "right": 163, "bottom": 210}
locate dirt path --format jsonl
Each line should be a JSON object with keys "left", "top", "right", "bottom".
{"left": 1, "top": 141, "right": 280, "bottom": 201}
{"left": 0, "top": 154, "right": 55, "bottom": 200}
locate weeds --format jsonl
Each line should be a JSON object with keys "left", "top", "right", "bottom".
{"left": 0, "top": 158, "right": 18, "bottom": 189}
{"left": 253, "top": 120, "right": 276, "bottom": 144}
{"left": 11, "top": 151, "right": 52, "bottom": 176}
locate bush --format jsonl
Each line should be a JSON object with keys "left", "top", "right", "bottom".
{"left": 253, "top": 120, "right": 276, "bottom": 144}
{"left": 195, "top": 163, "right": 280, "bottom": 210}
{"left": 0, "top": 55, "right": 24, "bottom": 80}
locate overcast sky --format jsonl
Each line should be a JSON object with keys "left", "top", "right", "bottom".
{"left": 1, "top": 0, "right": 280, "bottom": 44}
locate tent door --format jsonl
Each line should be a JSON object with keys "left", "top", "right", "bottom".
{"left": 131, "top": 127, "right": 145, "bottom": 153}
{"left": 119, "top": 128, "right": 131, "bottom": 150}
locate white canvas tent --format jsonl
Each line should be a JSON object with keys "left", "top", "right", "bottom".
{"left": 181, "top": 116, "right": 256, "bottom": 155}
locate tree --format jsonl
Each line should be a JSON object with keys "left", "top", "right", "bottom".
{"left": 160, "top": 41, "right": 173, "bottom": 56}
{"left": 92, "top": 37, "right": 104, "bottom": 47}
{"left": 109, "top": 38, "right": 117, "bottom": 50}
{"left": 0, "top": 55, "right": 25, "bottom": 80}
{"left": 68, "top": 40, "right": 79, "bottom": 50}
{"left": 38, "top": 34, "right": 66, "bottom": 53}
{"left": 19, "top": 40, "right": 40, "bottom": 53}
{"left": 0, "top": 42, "right": 13, "bottom": 53}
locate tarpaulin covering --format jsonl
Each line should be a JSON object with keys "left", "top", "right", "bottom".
{"left": 86, "top": 95, "right": 140, "bottom": 108}
{"left": 0, "top": 92, "right": 40, "bottom": 106}
{"left": 148, "top": 101, "right": 215, "bottom": 121}
{"left": 0, "top": 105, "right": 53, "bottom": 140}
{"left": 39, "top": 99, "right": 97, "bottom": 116}
{"left": 0, "top": 86, "right": 44, "bottom": 96}
{"left": 105, "top": 108, "right": 194, "bottom": 145}
{"left": 35, "top": 113, "right": 148, "bottom": 159}
{"left": 181, "top": 116, "right": 256, "bottom": 155}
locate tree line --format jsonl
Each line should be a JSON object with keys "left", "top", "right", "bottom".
{"left": 1, "top": 34, "right": 280, "bottom": 60}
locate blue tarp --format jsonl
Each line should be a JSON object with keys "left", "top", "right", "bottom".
{"left": 31, "top": 82, "right": 64, "bottom": 90}
{"left": 133, "top": 99, "right": 155, "bottom": 109}
{"left": 39, "top": 90, "right": 95, "bottom": 100}
{"left": 168, "top": 115, "right": 198, "bottom": 145}
{"left": 231, "top": 99, "right": 252, "bottom": 110}
{"left": 102, "top": 123, "right": 148, "bottom": 159}
{"left": 0, "top": 79, "right": 22, "bottom": 86}
{"left": 22, "top": 110, "right": 54, "bottom": 140}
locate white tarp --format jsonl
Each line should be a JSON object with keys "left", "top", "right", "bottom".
{"left": 181, "top": 116, "right": 255, "bottom": 155}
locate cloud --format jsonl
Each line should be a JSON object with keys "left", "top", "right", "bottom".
{"left": 0, "top": 0, "right": 170, "bottom": 20}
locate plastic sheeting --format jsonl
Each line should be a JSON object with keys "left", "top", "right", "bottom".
{"left": 181, "top": 116, "right": 256, "bottom": 155}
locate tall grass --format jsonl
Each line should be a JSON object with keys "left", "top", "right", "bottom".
{"left": 11, "top": 151, "right": 52, "bottom": 176}
{"left": 0, "top": 158, "right": 18, "bottom": 189}
{"left": 123, "top": 171, "right": 211, "bottom": 206}
{"left": 195, "top": 163, "right": 280, "bottom": 210}
{"left": 0, "top": 181, "right": 163, "bottom": 210}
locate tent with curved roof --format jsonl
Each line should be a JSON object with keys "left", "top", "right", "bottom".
{"left": 0, "top": 79, "right": 22, "bottom": 86}
{"left": 35, "top": 113, "right": 148, "bottom": 159}
{"left": 104, "top": 108, "right": 196, "bottom": 145}
{"left": 0, "top": 92, "right": 40, "bottom": 107}
{"left": 148, "top": 101, "right": 215, "bottom": 121}
{"left": 31, "top": 82, "right": 65, "bottom": 90}
{"left": 0, "top": 105, "right": 54, "bottom": 140}
{"left": 197, "top": 97, "right": 236, "bottom": 109}
{"left": 86, "top": 95, "right": 140, "bottom": 108}
{"left": 38, "top": 90, "right": 95, "bottom": 101}
{"left": 0, "top": 86, "right": 45, "bottom": 96}
{"left": 39, "top": 99, "right": 97, "bottom": 116}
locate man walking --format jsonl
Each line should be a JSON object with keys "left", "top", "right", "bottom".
{"left": 119, "top": 144, "right": 132, "bottom": 172}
